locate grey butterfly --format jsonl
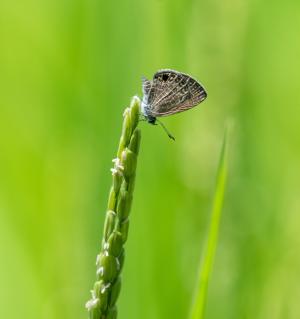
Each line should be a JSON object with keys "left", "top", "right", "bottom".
{"left": 141, "top": 69, "right": 207, "bottom": 137}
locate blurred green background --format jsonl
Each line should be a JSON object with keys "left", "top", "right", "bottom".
{"left": 1, "top": 0, "right": 300, "bottom": 318}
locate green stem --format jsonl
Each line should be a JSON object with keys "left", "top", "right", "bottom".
{"left": 86, "top": 96, "right": 141, "bottom": 319}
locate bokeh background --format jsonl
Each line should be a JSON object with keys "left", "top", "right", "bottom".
{"left": 1, "top": 0, "right": 300, "bottom": 318}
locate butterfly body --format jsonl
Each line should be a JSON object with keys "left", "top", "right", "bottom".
{"left": 141, "top": 69, "right": 207, "bottom": 124}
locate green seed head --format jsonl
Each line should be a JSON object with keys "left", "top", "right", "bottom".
{"left": 107, "top": 231, "right": 123, "bottom": 257}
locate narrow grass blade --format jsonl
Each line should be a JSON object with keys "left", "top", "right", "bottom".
{"left": 190, "top": 128, "right": 229, "bottom": 319}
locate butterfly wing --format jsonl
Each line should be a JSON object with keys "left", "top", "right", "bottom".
{"left": 142, "top": 76, "right": 152, "bottom": 96}
{"left": 147, "top": 69, "right": 207, "bottom": 117}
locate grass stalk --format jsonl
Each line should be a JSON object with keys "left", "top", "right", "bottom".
{"left": 190, "top": 128, "right": 229, "bottom": 319}
{"left": 86, "top": 96, "right": 141, "bottom": 319}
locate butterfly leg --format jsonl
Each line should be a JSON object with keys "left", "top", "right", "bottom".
{"left": 156, "top": 119, "right": 175, "bottom": 141}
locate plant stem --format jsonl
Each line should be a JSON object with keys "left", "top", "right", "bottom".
{"left": 86, "top": 96, "right": 141, "bottom": 319}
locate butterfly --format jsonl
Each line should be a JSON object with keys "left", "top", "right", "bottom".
{"left": 141, "top": 69, "right": 207, "bottom": 140}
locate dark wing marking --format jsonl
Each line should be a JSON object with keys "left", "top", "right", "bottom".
{"left": 147, "top": 70, "right": 180, "bottom": 108}
{"left": 147, "top": 69, "right": 207, "bottom": 117}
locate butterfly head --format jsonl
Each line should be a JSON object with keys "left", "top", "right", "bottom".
{"left": 141, "top": 101, "right": 156, "bottom": 124}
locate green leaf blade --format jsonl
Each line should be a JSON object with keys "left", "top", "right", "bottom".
{"left": 190, "top": 128, "right": 229, "bottom": 319}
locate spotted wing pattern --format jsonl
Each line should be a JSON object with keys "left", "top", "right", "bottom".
{"left": 145, "top": 69, "right": 207, "bottom": 117}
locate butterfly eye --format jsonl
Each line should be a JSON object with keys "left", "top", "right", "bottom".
{"left": 162, "top": 74, "right": 169, "bottom": 81}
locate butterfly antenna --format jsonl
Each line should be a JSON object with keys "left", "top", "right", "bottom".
{"left": 156, "top": 119, "right": 175, "bottom": 141}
